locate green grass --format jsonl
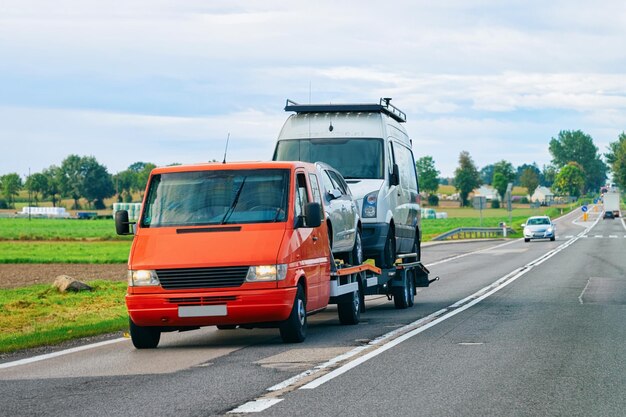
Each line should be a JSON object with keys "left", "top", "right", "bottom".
{"left": 0, "top": 241, "right": 131, "bottom": 263}
{"left": 0, "top": 280, "right": 128, "bottom": 353}
{"left": 0, "top": 218, "right": 131, "bottom": 241}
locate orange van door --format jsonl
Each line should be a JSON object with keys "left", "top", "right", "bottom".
{"left": 294, "top": 171, "right": 330, "bottom": 311}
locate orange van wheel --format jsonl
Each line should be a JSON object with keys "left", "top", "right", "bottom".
{"left": 279, "top": 285, "right": 307, "bottom": 343}
{"left": 129, "top": 318, "right": 161, "bottom": 349}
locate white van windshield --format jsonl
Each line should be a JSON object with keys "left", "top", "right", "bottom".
{"left": 141, "top": 169, "right": 289, "bottom": 227}
{"left": 274, "top": 138, "right": 384, "bottom": 180}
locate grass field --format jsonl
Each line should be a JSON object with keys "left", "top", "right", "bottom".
{"left": 0, "top": 218, "right": 131, "bottom": 263}
{"left": 0, "top": 241, "right": 131, "bottom": 263}
{"left": 0, "top": 280, "right": 128, "bottom": 353}
{"left": 0, "top": 218, "right": 131, "bottom": 241}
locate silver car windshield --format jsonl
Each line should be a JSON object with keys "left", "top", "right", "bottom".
{"left": 527, "top": 218, "right": 550, "bottom": 225}
{"left": 141, "top": 169, "right": 289, "bottom": 227}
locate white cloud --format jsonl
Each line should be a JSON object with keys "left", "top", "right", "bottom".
{"left": 1, "top": 1, "right": 625, "bottom": 180}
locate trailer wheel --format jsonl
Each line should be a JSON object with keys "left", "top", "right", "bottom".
{"left": 393, "top": 272, "right": 413, "bottom": 309}
{"left": 129, "top": 318, "right": 160, "bottom": 349}
{"left": 280, "top": 285, "right": 307, "bottom": 343}
{"left": 407, "top": 271, "right": 415, "bottom": 307}
{"left": 338, "top": 285, "right": 361, "bottom": 325}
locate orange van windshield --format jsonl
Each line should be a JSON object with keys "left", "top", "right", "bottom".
{"left": 141, "top": 169, "right": 290, "bottom": 227}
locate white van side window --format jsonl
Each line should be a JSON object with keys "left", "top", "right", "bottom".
{"left": 394, "top": 144, "right": 418, "bottom": 192}
{"left": 387, "top": 141, "right": 395, "bottom": 175}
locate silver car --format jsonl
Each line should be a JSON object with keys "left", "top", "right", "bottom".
{"left": 314, "top": 162, "right": 363, "bottom": 265}
{"left": 522, "top": 216, "right": 556, "bottom": 242}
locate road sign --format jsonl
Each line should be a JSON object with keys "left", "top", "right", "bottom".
{"left": 473, "top": 196, "right": 486, "bottom": 210}
{"left": 581, "top": 205, "right": 588, "bottom": 213}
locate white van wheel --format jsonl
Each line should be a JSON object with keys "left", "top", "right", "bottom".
{"left": 382, "top": 228, "right": 396, "bottom": 268}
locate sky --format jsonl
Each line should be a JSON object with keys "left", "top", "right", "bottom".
{"left": 1, "top": 0, "right": 625, "bottom": 179}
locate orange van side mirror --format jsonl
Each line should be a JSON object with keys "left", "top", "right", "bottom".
{"left": 304, "top": 202, "right": 322, "bottom": 228}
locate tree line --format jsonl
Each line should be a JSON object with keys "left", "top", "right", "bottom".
{"left": 0, "top": 155, "right": 158, "bottom": 210}
{"left": 1, "top": 129, "right": 623, "bottom": 210}
{"left": 417, "top": 129, "right": 623, "bottom": 207}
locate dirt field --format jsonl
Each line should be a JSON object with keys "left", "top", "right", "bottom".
{"left": 0, "top": 264, "right": 128, "bottom": 289}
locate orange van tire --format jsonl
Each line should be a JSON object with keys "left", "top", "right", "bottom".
{"left": 279, "top": 285, "right": 307, "bottom": 343}
{"left": 129, "top": 318, "right": 161, "bottom": 349}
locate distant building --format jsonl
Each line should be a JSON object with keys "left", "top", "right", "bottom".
{"left": 474, "top": 185, "right": 500, "bottom": 201}
{"left": 531, "top": 186, "right": 554, "bottom": 205}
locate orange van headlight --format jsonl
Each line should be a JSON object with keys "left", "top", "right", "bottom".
{"left": 245, "top": 264, "right": 287, "bottom": 282}
{"left": 128, "top": 270, "right": 160, "bottom": 287}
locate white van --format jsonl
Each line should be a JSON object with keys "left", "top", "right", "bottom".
{"left": 272, "top": 98, "right": 421, "bottom": 268}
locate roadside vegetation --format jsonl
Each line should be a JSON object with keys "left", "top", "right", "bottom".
{"left": 0, "top": 280, "right": 128, "bottom": 354}
{"left": 0, "top": 241, "right": 131, "bottom": 263}
{"left": 0, "top": 218, "right": 132, "bottom": 241}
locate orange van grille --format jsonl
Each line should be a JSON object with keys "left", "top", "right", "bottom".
{"left": 156, "top": 266, "right": 249, "bottom": 290}
{"left": 167, "top": 295, "right": 238, "bottom": 306}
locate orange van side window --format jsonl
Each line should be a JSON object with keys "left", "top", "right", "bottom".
{"left": 295, "top": 173, "right": 310, "bottom": 223}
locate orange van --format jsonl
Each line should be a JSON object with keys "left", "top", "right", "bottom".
{"left": 115, "top": 161, "right": 331, "bottom": 348}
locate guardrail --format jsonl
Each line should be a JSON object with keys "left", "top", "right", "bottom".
{"left": 432, "top": 227, "right": 516, "bottom": 241}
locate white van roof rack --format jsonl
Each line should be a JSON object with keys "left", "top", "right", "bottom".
{"left": 284, "top": 98, "right": 406, "bottom": 123}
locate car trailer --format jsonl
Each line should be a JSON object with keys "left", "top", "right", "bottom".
{"left": 329, "top": 255, "right": 439, "bottom": 325}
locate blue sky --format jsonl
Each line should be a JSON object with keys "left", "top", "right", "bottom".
{"left": 1, "top": 1, "right": 625, "bottom": 178}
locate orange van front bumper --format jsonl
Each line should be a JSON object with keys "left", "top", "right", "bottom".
{"left": 126, "top": 287, "right": 297, "bottom": 328}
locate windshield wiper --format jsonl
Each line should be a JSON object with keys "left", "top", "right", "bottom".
{"left": 221, "top": 177, "right": 247, "bottom": 224}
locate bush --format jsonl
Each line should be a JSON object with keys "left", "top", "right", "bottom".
{"left": 491, "top": 200, "right": 500, "bottom": 209}
{"left": 427, "top": 194, "right": 439, "bottom": 206}
{"left": 0, "top": 199, "right": 7, "bottom": 209}
{"left": 520, "top": 197, "right": 529, "bottom": 204}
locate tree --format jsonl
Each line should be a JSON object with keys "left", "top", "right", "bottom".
{"left": 415, "top": 156, "right": 440, "bottom": 198}
{"left": 479, "top": 164, "right": 495, "bottom": 185}
{"left": 553, "top": 162, "right": 585, "bottom": 197}
{"left": 549, "top": 130, "right": 607, "bottom": 193}
{"left": 520, "top": 167, "right": 540, "bottom": 199}
{"left": 605, "top": 132, "right": 626, "bottom": 190}
{"left": 492, "top": 160, "right": 516, "bottom": 202}
{"left": 1, "top": 173, "right": 23, "bottom": 208}
{"left": 515, "top": 163, "right": 541, "bottom": 186}
{"left": 58, "top": 155, "right": 115, "bottom": 209}
{"left": 453, "top": 151, "right": 481, "bottom": 207}
{"left": 80, "top": 156, "right": 115, "bottom": 209}
{"left": 42, "top": 166, "right": 62, "bottom": 207}
{"left": 542, "top": 164, "right": 557, "bottom": 187}
{"left": 113, "top": 170, "right": 136, "bottom": 203}
{"left": 25, "top": 172, "right": 49, "bottom": 205}
{"left": 128, "top": 161, "right": 156, "bottom": 197}
{"left": 58, "top": 155, "right": 85, "bottom": 209}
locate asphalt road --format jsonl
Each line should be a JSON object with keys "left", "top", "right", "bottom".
{"left": 1, "top": 206, "right": 625, "bottom": 417}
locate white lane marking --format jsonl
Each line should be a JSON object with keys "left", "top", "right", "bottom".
{"left": 621, "top": 217, "right": 626, "bottom": 231}
{"left": 266, "top": 308, "right": 447, "bottom": 393}
{"left": 228, "top": 399, "right": 283, "bottom": 414}
{"left": 609, "top": 235, "right": 618, "bottom": 238}
{"left": 579, "top": 278, "right": 592, "bottom": 305}
{"left": 301, "top": 230, "right": 582, "bottom": 390}
{"left": 594, "top": 235, "right": 603, "bottom": 238}
{"left": 0, "top": 338, "right": 127, "bottom": 369}
{"left": 225, "top": 216, "right": 603, "bottom": 414}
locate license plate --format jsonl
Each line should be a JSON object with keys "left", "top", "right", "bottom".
{"left": 178, "top": 305, "right": 227, "bottom": 318}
